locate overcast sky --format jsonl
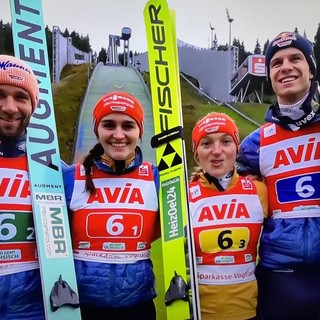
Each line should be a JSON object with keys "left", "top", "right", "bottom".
{"left": 1, "top": 0, "right": 319, "bottom": 53}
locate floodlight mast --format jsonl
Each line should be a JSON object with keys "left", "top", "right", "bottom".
{"left": 209, "top": 22, "right": 215, "bottom": 49}
{"left": 226, "top": 8, "right": 234, "bottom": 48}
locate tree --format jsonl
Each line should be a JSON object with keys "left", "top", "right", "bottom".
{"left": 63, "top": 28, "right": 70, "bottom": 37}
{"left": 254, "top": 39, "right": 261, "bottom": 54}
{"left": 45, "top": 25, "right": 53, "bottom": 72}
{"left": 262, "top": 40, "right": 269, "bottom": 55}
{"left": 0, "top": 21, "right": 13, "bottom": 55}
{"left": 98, "top": 47, "right": 107, "bottom": 64}
{"left": 313, "top": 23, "right": 320, "bottom": 83}
{"left": 69, "top": 30, "right": 91, "bottom": 53}
{"left": 0, "top": 20, "right": 4, "bottom": 53}
{"left": 232, "top": 38, "right": 250, "bottom": 66}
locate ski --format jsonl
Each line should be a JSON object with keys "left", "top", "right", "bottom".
{"left": 10, "top": 0, "right": 81, "bottom": 319}
{"left": 144, "top": 1, "right": 201, "bottom": 319}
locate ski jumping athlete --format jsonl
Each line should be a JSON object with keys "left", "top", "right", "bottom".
{"left": 237, "top": 31, "right": 320, "bottom": 319}
{"left": 63, "top": 91, "right": 160, "bottom": 320}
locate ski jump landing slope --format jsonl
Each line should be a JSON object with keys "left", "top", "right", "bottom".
{"left": 72, "top": 62, "right": 156, "bottom": 164}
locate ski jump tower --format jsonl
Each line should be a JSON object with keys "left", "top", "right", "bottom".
{"left": 121, "top": 27, "right": 132, "bottom": 66}
{"left": 107, "top": 34, "right": 120, "bottom": 65}
{"left": 107, "top": 27, "right": 132, "bottom": 66}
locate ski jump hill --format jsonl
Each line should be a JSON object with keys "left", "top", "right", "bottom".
{"left": 60, "top": 34, "right": 266, "bottom": 164}
{"left": 72, "top": 62, "right": 155, "bottom": 165}
{"left": 51, "top": 27, "right": 266, "bottom": 158}
{"left": 70, "top": 53, "right": 265, "bottom": 166}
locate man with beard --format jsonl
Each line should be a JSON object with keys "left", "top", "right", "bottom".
{"left": 0, "top": 54, "right": 46, "bottom": 319}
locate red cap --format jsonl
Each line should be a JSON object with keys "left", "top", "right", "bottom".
{"left": 93, "top": 91, "right": 144, "bottom": 137}
{"left": 192, "top": 112, "right": 240, "bottom": 152}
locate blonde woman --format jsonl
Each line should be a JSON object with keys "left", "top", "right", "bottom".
{"left": 189, "top": 112, "right": 268, "bottom": 320}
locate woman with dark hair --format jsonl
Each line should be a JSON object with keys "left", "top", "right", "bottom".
{"left": 63, "top": 91, "right": 160, "bottom": 320}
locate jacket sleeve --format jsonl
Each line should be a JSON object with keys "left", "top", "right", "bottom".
{"left": 236, "top": 127, "right": 262, "bottom": 176}
{"left": 152, "top": 163, "right": 159, "bottom": 193}
{"left": 151, "top": 163, "right": 161, "bottom": 241}
{"left": 62, "top": 164, "right": 76, "bottom": 206}
{"left": 253, "top": 179, "right": 268, "bottom": 218}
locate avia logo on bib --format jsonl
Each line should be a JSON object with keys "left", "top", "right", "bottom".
{"left": 198, "top": 199, "right": 250, "bottom": 222}
{"left": 0, "top": 172, "right": 30, "bottom": 199}
{"left": 274, "top": 137, "right": 320, "bottom": 168}
{"left": 87, "top": 183, "right": 144, "bottom": 204}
